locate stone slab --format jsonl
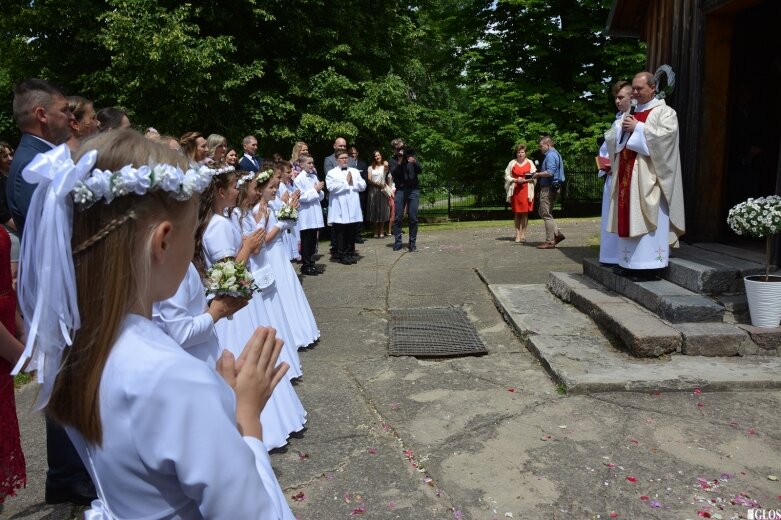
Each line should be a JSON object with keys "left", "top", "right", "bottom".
{"left": 673, "top": 321, "right": 753, "bottom": 357}
{"left": 662, "top": 243, "right": 766, "bottom": 294}
{"left": 583, "top": 258, "right": 725, "bottom": 323}
{"left": 489, "top": 283, "right": 781, "bottom": 393}
{"left": 548, "top": 272, "right": 682, "bottom": 357}
{"left": 736, "top": 324, "right": 781, "bottom": 353}
{"left": 691, "top": 242, "right": 774, "bottom": 267}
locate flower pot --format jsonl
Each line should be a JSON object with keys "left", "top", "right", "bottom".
{"left": 744, "top": 275, "right": 781, "bottom": 328}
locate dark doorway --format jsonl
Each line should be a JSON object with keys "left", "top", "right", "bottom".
{"left": 722, "top": 0, "right": 780, "bottom": 264}
{"left": 723, "top": 0, "right": 781, "bottom": 213}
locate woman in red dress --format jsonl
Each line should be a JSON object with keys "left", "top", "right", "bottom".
{"left": 0, "top": 225, "right": 25, "bottom": 508}
{"left": 504, "top": 144, "right": 537, "bottom": 242}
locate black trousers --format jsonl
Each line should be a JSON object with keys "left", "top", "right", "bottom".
{"left": 333, "top": 222, "right": 356, "bottom": 258}
{"left": 46, "top": 416, "right": 92, "bottom": 487}
{"left": 300, "top": 228, "right": 318, "bottom": 269}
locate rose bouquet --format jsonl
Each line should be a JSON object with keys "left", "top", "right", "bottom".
{"left": 205, "top": 260, "right": 260, "bottom": 319}
{"left": 727, "top": 195, "right": 781, "bottom": 280}
{"left": 276, "top": 204, "right": 298, "bottom": 234}
{"left": 276, "top": 204, "right": 298, "bottom": 222}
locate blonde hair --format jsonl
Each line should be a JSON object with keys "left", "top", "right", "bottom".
{"left": 47, "top": 129, "right": 193, "bottom": 445}
{"left": 290, "top": 141, "right": 308, "bottom": 163}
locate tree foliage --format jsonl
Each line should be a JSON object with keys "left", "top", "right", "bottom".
{"left": 0, "top": 0, "right": 644, "bottom": 191}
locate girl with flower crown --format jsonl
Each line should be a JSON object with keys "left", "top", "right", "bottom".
{"left": 275, "top": 162, "right": 302, "bottom": 262}
{"left": 256, "top": 172, "right": 320, "bottom": 349}
{"left": 13, "top": 129, "right": 292, "bottom": 518}
{"left": 231, "top": 171, "right": 302, "bottom": 366}
{"left": 194, "top": 169, "right": 306, "bottom": 451}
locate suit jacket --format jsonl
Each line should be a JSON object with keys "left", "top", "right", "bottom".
{"left": 7, "top": 133, "right": 54, "bottom": 235}
{"left": 238, "top": 155, "right": 259, "bottom": 172}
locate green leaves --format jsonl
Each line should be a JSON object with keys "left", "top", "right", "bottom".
{"left": 0, "top": 0, "right": 644, "bottom": 184}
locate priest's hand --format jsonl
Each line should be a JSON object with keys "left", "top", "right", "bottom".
{"left": 622, "top": 115, "right": 638, "bottom": 133}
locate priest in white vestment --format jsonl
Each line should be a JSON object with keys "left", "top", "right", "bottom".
{"left": 605, "top": 71, "right": 685, "bottom": 271}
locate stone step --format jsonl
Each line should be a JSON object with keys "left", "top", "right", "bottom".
{"left": 547, "top": 271, "right": 682, "bottom": 357}
{"left": 661, "top": 243, "right": 765, "bottom": 294}
{"left": 488, "top": 283, "right": 781, "bottom": 393}
{"left": 582, "top": 258, "right": 725, "bottom": 323}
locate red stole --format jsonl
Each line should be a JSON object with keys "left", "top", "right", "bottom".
{"left": 617, "top": 108, "right": 654, "bottom": 237}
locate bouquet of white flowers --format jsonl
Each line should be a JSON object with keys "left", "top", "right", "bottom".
{"left": 276, "top": 204, "right": 298, "bottom": 222}
{"left": 727, "top": 195, "right": 781, "bottom": 279}
{"left": 205, "top": 260, "right": 260, "bottom": 303}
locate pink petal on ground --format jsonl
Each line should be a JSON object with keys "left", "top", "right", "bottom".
{"left": 629, "top": 438, "right": 640, "bottom": 445}
{"left": 649, "top": 500, "right": 661, "bottom": 508}
{"left": 403, "top": 449, "right": 414, "bottom": 458}
{"left": 367, "top": 447, "right": 377, "bottom": 455}
{"left": 298, "top": 452, "right": 309, "bottom": 461}
{"left": 291, "top": 491, "right": 306, "bottom": 502}
{"left": 697, "top": 402, "right": 705, "bottom": 408}
{"left": 626, "top": 476, "right": 637, "bottom": 484}
{"left": 388, "top": 501, "right": 397, "bottom": 510}
{"left": 350, "top": 504, "right": 366, "bottom": 516}
{"left": 694, "top": 388, "right": 702, "bottom": 395}
{"left": 507, "top": 388, "right": 516, "bottom": 393}
{"left": 324, "top": 472, "right": 335, "bottom": 480}
{"left": 640, "top": 496, "right": 650, "bottom": 501}
{"left": 609, "top": 512, "right": 618, "bottom": 518}
{"left": 453, "top": 509, "right": 464, "bottom": 519}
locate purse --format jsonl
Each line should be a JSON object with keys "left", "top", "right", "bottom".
{"left": 252, "top": 264, "right": 276, "bottom": 290}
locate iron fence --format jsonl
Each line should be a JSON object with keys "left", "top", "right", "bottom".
{"left": 417, "top": 169, "right": 604, "bottom": 218}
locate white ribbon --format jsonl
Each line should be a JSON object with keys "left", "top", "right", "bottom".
{"left": 13, "top": 144, "right": 97, "bottom": 409}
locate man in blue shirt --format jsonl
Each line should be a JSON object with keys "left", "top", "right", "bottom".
{"left": 535, "top": 136, "right": 566, "bottom": 249}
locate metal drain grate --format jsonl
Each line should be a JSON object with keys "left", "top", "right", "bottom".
{"left": 388, "top": 308, "right": 488, "bottom": 357}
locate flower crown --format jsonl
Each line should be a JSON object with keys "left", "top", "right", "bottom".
{"left": 256, "top": 169, "right": 274, "bottom": 185}
{"left": 71, "top": 163, "right": 215, "bottom": 208}
{"left": 236, "top": 171, "right": 256, "bottom": 188}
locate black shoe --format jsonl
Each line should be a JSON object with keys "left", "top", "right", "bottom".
{"left": 314, "top": 266, "right": 325, "bottom": 274}
{"left": 393, "top": 243, "right": 403, "bottom": 251}
{"left": 355, "top": 238, "right": 365, "bottom": 244}
{"left": 301, "top": 267, "right": 319, "bottom": 276}
{"left": 339, "top": 257, "right": 353, "bottom": 265}
{"left": 45, "top": 478, "right": 98, "bottom": 506}
{"left": 408, "top": 244, "right": 417, "bottom": 252}
{"left": 346, "top": 255, "right": 358, "bottom": 264}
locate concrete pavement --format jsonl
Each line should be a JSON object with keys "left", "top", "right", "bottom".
{"left": 5, "top": 218, "right": 781, "bottom": 519}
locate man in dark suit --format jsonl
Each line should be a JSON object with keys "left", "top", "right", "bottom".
{"left": 238, "top": 135, "right": 260, "bottom": 172}
{"left": 349, "top": 146, "right": 368, "bottom": 243}
{"left": 8, "top": 79, "right": 74, "bottom": 233}
{"left": 7, "top": 78, "right": 96, "bottom": 506}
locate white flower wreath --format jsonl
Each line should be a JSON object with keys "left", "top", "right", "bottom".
{"left": 72, "top": 163, "right": 215, "bottom": 207}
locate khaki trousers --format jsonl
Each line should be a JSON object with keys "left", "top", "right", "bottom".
{"left": 538, "top": 187, "right": 560, "bottom": 243}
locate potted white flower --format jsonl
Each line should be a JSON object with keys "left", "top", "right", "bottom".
{"left": 727, "top": 195, "right": 781, "bottom": 328}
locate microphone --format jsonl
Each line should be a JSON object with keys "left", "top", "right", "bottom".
{"left": 629, "top": 99, "right": 638, "bottom": 115}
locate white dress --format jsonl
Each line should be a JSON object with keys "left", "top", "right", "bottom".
{"left": 202, "top": 215, "right": 306, "bottom": 450}
{"left": 152, "top": 263, "right": 220, "bottom": 366}
{"left": 232, "top": 208, "right": 302, "bottom": 373}
{"left": 67, "top": 314, "right": 294, "bottom": 519}
{"left": 276, "top": 183, "right": 301, "bottom": 261}
{"left": 259, "top": 204, "right": 320, "bottom": 349}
